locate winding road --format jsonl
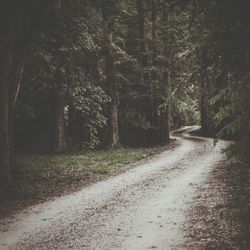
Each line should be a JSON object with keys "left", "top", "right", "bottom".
{"left": 0, "top": 127, "right": 230, "bottom": 250}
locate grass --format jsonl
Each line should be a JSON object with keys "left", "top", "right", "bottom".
{"left": 0, "top": 147, "right": 163, "bottom": 217}
{"left": 17, "top": 147, "right": 158, "bottom": 173}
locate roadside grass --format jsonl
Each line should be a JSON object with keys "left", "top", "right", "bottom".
{"left": 0, "top": 147, "right": 162, "bottom": 217}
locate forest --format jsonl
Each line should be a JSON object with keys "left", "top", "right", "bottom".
{"left": 0, "top": 0, "right": 250, "bottom": 239}
{"left": 0, "top": 0, "right": 248, "bottom": 186}
{"left": 0, "top": 0, "right": 250, "bottom": 247}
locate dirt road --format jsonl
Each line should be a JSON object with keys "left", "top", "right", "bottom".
{"left": 0, "top": 127, "right": 231, "bottom": 250}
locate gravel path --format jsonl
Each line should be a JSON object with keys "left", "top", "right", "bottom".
{"left": 0, "top": 126, "right": 231, "bottom": 250}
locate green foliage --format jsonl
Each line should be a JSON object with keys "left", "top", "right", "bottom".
{"left": 171, "top": 97, "right": 200, "bottom": 128}
{"left": 70, "top": 81, "right": 110, "bottom": 148}
{"left": 17, "top": 3, "right": 109, "bottom": 150}
{"left": 15, "top": 0, "right": 205, "bottom": 151}
{"left": 211, "top": 82, "right": 250, "bottom": 160}
{"left": 16, "top": 0, "right": 250, "bottom": 157}
{"left": 197, "top": 0, "right": 250, "bottom": 160}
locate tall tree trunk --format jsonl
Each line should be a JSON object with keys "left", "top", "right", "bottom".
{"left": 52, "top": 0, "right": 66, "bottom": 153}
{"left": 0, "top": 1, "right": 48, "bottom": 191}
{"left": 160, "top": 5, "right": 170, "bottom": 145}
{"left": 160, "top": 54, "right": 171, "bottom": 145}
{"left": 200, "top": 49, "right": 216, "bottom": 136}
{"left": 200, "top": 50, "right": 211, "bottom": 136}
{"left": 103, "top": 3, "right": 120, "bottom": 148}
{"left": 164, "top": 60, "right": 171, "bottom": 144}
{"left": 137, "top": 0, "right": 155, "bottom": 132}
{"left": 151, "top": 0, "right": 157, "bottom": 65}
{"left": 150, "top": 0, "right": 158, "bottom": 126}
{"left": 54, "top": 70, "right": 66, "bottom": 153}
{"left": 136, "top": 0, "right": 147, "bottom": 67}
{"left": 68, "top": 103, "right": 77, "bottom": 148}
{"left": 0, "top": 53, "right": 11, "bottom": 191}
{"left": 0, "top": 49, "right": 24, "bottom": 190}
{"left": 9, "top": 51, "right": 24, "bottom": 174}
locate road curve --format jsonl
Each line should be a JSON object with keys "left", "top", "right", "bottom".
{"left": 0, "top": 126, "right": 230, "bottom": 250}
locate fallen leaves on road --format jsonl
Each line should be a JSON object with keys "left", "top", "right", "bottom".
{"left": 182, "top": 156, "right": 250, "bottom": 249}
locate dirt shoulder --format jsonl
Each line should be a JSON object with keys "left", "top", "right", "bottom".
{"left": 182, "top": 154, "right": 250, "bottom": 249}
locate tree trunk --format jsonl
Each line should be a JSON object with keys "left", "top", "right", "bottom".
{"left": 0, "top": 49, "right": 24, "bottom": 190}
{"left": 200, "top": 78, "right": 209, "bottom": 135}
{"left": 54, "top": 70, "right": 66, "bottom": 153}
{"left": 0, "top": 11, "right": 24, "bottom": 191}
{"left": 150, "top": 0, "right": 158, "bottom": 126}
{"left": 160, "top": 5, "right": 170, "bottom": 145}
{"left": 164, "top": 63, "right": 171, "bottom": 144}
{"left": 9, "top": 52, "right": 24, "bottom": 175}
{"left": 0, "top": 1, "right": 47, "bottom": 191}
{"left": 68, "top": 103, "right": 77, "bottom": 148}
{"left": 160, "top": 57, "right": 171, "bottom": 145}
{"left": 0, "top": 53, "right": 11, "bottom": 191}
{"left": 103, "top": 4, "right": 120, "bottom": 148}
{"left": 136, "top": 0, "right": 147, "bottom": 67}
{"left": 151, "top": 0, "right": 157, "bottom": 65}
{"left": 137, "top": 0, "right": 154, "bottom": 130}
{"left": 200, "top": 50, "right": 212, "bottom": 136}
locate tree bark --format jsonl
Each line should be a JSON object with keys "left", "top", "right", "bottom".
{"left": 0, "top": 53, "right": 11, "bottom": 191}
{"left": 0, "top": 51, "right": 24, "bottom": 189}
{"left": 164, "top": 61, "right": 171, "bottom": 144}
{"left": 150, "top": 0, "right": 158, "bottom": 126}
{"left": 200, "top": 50, "right": 212, "bottom": 136}
{"left": 0, "top": 1, "right": 48, "bottom": 191}
{"left": 9, "top": 52, "right": 24, "bottom": 174}
{"left": 160, "top": 5, "right": 170, "bottom": 145}
{"left": 136, "top": 0, "right": 147, "bottom": 67}
{"left": 103, "top": 3, "right": 120, "bottom": 148}
{"left": 151, "top": 0, "right": 157, "bottom": 65}
{"left": 54, "top": 70, "right": 66, "bottom": 153}
{"left": 160, "top": 56, "right": 171, "bottom": 145}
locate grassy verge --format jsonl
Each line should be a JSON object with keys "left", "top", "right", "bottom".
{"left": 0, "top": 147, "right": 163, "bottom": 217}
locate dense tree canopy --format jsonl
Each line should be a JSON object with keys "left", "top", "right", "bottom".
{"left": 0, "top": 0, "right": 249, "bottom": 190}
